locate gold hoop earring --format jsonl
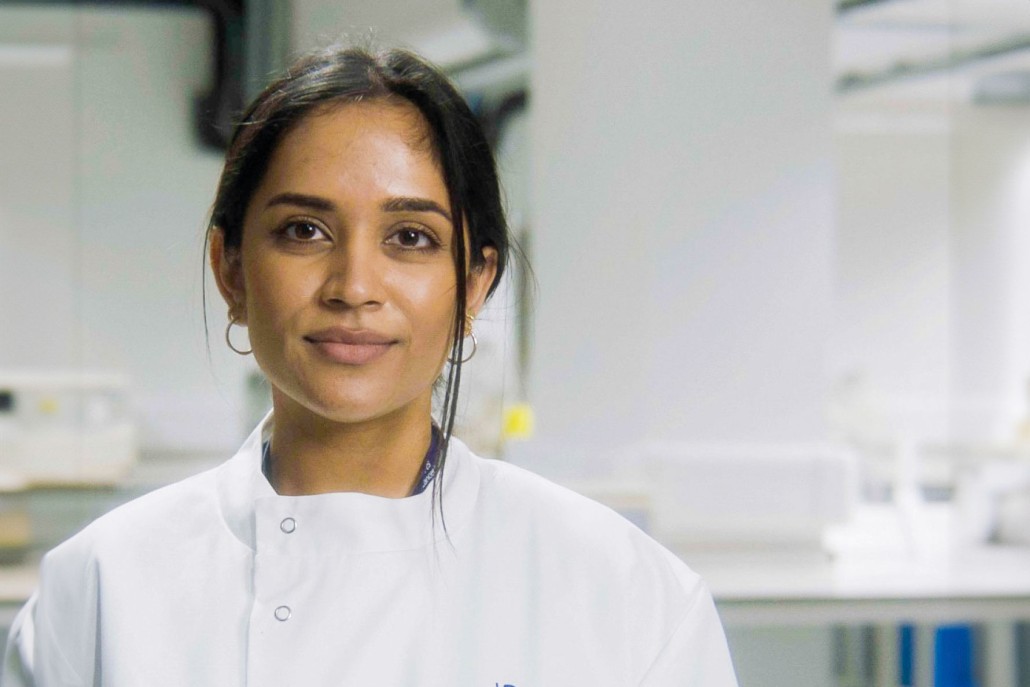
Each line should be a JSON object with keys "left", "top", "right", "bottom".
{"left": 463, "top": 331, "right": 478, "bottom": 362}
{"left": 448, "top": 331, "right": 477, "bottom": 364}
{"left": 225, "top": 314, "right": 253, "bottom": 356}
{"left": 448, "top": 314, "right": 477, "bottom": 364}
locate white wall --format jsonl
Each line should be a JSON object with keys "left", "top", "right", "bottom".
{"left": 832, "top": 120, "right": 952, "bottom": 441}
{"left": 0, "top": 37, "right": 77, "bottom": 368}
{"left": 832, "top": 100, "right": 1030, "bottom": 445}
{"left": 0, "top": 7, "right": 252, "bottom": 451}
{"left": 951, "top": 104, "right": 1030, "bottom": 441}
{"left": 528, "top": 0, "right": 835, "bottom": 457}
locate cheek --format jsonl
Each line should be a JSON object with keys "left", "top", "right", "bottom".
{"left": 243, "top": 259, "right": 319, "bottom": 330}
{"left": 394, "top": 272, "right": 457, "bottom": 351}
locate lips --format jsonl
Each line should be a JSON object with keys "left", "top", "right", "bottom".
{"left": 304, "top": 327, "right": 397, "bottom": 365}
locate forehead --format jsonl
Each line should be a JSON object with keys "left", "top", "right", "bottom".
{"left": 257, "top": 99, "right": 447, "bottom": 204}
{"left": 297, "top": 98, "right": 436, "bottom": 154}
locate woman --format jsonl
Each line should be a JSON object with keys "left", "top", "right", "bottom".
{"left": 2, "top": 46, "right": 738, "bottom": 686}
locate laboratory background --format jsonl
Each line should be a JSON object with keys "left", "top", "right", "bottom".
{"left": 1, "top": 0, "right": 1030, "bottom": 685}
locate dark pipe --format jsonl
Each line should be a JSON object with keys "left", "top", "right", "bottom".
{"left": 192, "top": 1, "right": 245, "bottom": 148}
{"left": 13, "top": 0, "right": 244, "bottom": 149}
{"left": 479, "top": 90, "right": 527, "bottom": 151}
{"left": 838, "top": 34, "right": 1030, "bottom": 93}
{"left": 837, "top": 0, "right": 899, "bottom": 14}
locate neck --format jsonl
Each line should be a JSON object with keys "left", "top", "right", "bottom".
{"left": 266, "top": 392, "right": 433, "bottom": 498}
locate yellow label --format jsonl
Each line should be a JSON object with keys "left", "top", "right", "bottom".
{"left": 38, "top": 397, "right": 59, "bottom": 415}
{"left": 502, "top": 403, "right": 535, "bottom": 440}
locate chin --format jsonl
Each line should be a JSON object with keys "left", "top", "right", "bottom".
{"left": 265, "top": 360, "right": 432, "bottom": 426}
{"left": 300, "top": 386, "right": 421, "bottom": 426}
{"left": 314, "top": 404, "right": 394, "bottom": 425}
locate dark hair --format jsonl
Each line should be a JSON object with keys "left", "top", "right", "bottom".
{"left": 208, "top": 45, "right": 511, "bottom": 518}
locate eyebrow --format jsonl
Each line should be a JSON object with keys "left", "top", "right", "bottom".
{"left": 381, "top": 197, "right": 452, "bottom": 222}
{"left": 265, "top": 193, "right": 335, "bottom": 212}
{"left": 264, "top": 193, "right": 452, "bottom": 223}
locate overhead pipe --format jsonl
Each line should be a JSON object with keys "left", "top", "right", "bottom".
{"left": 837, "top": 34, "right": 1030, "bottom": 93}
{"left": 16, "top": 0, "right": 246, "bottom": 149}
{"left": 837, "top": 0, "right": 901, "bottom": 15}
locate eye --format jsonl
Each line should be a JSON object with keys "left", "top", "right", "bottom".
{"left": 280, "top": 220, "right": 328, "bottom": 242}
{"left": 386, "top": 227, "right": 440, "bottom": 251}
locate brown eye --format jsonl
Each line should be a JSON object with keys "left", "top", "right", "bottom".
{"left": 398, "top": 230, "right": 423, "bottom": 247}
{"left": 386, "top": 227, "right": 439, "bottom": 250}
{"left": 282, "top": 221, "right": 327, "bottom": 241}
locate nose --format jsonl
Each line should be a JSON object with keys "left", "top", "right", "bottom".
{"left": 318, "top": 239, "right": 384, "bottom": 310}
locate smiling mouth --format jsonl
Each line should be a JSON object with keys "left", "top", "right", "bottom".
{"left": 304, "top": 329, "right": 397, "bottom": 365}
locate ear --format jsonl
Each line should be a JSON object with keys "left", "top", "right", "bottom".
{"left": 209, "top": 227, "right": 247, "bottom": 322}
{"left": 466, "top": 246, "right": 499, "bottom": 319}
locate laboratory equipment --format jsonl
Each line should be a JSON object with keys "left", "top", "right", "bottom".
{"left": 0, "top": 370, "right": 137, "bottom": 486}
{"left": 955, "top": 458, "right": 1030, "bottom": 546}
{"left": 643, "top": 443, "right": 857, "bottom": 552}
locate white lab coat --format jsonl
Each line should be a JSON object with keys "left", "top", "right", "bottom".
{"left": 2, "top": 418, "right": 738, "bottom": 686}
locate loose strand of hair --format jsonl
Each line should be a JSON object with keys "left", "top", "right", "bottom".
{"left": 431, "top": 196, "right": 469, "bottom": 543}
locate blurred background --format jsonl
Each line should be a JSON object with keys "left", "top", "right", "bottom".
{"left": 3, "top": 0, "right": 1030, "bottom": 685}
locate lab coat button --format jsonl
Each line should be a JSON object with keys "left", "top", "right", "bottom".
{"left": 280, "top": 517, "right": 296, "bottom": 534}
{"left": 274, "top": 605, "right": 291, "bottom": 621}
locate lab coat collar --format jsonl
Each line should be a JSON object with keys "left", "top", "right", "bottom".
{"left": 215, "top": 413, "right": 480, "bottom": 553}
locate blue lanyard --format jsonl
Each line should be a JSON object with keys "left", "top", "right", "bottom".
{"left": 411, "top": 425, "right": 441, "bottom": 495}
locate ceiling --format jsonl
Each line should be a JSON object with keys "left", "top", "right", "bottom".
{"left": 290, "top": 0, "right": 1030, "bottom": 109}
{"left": 289, "top": 0, "right": 523, "bottom": 70}
{"left": 836, "top": 0, "right": 1030, "bottom": 108}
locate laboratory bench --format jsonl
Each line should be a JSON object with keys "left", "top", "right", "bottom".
{"left": 0, "top": 449, "right": 224, "bottom": 555}
{"left": 693, "top": 503, "right": 1030, "bottom": 687}
{"left": 0, "top": 451, "right": 224, "bottom": 595}
{"left": 0, "top": 464, "right": 1028, "bottom": 686}
{"left": 0, "top": 449, "right": 225, "bottom": 649}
